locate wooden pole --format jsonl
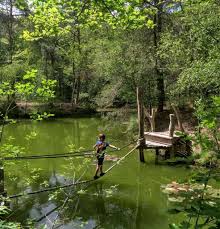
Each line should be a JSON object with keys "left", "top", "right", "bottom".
{"left": 137, "top": 87, "right": 145, "bottom": 162}
{"left": 169, "top": 114, "right": 175, "bottom": 137}
{"left": 155, "top": 149, "right": 159, "bottom": 164}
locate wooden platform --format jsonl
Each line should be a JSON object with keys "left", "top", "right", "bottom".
{"left": 143, "top": 131, "right": 180, "bottom": 149}
{"left": 144, "top": 140, "right": 172, "bottom": 149}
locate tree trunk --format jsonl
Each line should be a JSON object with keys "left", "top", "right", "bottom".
{"left": 153, "top": 0, "right": 165, "bottom": 112}
{"left": 145, "top": 107, "right": 157, "bottom": 132}
{"left": 7, "top": 0, "right": 13, "bottom": 63}
{"left": 75, "top": 28, "right": 81, "bottom": 105}
{"left": 171, "top": 104, "right": 185, "bottom": 133}
{"left": 71, "top": 61, "right": 77, "bottom": 105}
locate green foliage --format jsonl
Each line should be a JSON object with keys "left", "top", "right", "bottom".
{"left": 159, "top": 0, "right": 220, "bottom": 103}
{"left": 0, "top": 221, "right": 21, "bottom": 229}
{"left": 0, "top": 83, "right": 14, "bottom": 96}
{"left": 0, "top": 0, "right": 220, "bottom": 227}
{"left": 14, "top": 69, "right": 57, "bottom": 101}
{"left": 0, "top": 69, "right": 56, "bottom": 106}
{"left": 169, "top": 221, "right": 191, "bottom": 229}
{"left": 30, "top": 112, "right": 55, "bottom": 121}
{"left": 22, "top": 0, "right": 70, "bottom": 40}
{"left": 0, "top": 143, "right": 25, "bottom": 158}
{"left": 22, "top": 0, "right": 155, "bottom": 42}
{"left": 163, "top": 96, "right": 220, "bottom": 228}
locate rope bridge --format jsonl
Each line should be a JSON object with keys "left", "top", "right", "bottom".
{"left": 3, "top": 141, "right": 134, "bottom": 161}
{"left": 8, "top": 141, "right": 137, "bottom": 199}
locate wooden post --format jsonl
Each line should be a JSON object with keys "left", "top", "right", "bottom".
{"left": 155, "top": 149, "right": 159, "bottom": 164}
{"left": 169, "top": 114, "right": 175, "bottom": 137}
{"left": 137, "top": 87, "right": 145, "bottom": 162}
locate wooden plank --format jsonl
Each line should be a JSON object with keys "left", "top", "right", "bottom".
{"left": 144, "top": 131, "right": 179, "bottom": 145}
{"left": 145, "top": 140, "right": 172, "bottom": 148}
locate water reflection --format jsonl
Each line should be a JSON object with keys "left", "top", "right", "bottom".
{"left": 4, "top": 118, "right": 188, "bottom": 228}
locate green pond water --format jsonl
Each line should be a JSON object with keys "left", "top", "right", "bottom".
{"left": 3, "top": 117, "right": 189, "bottom": 229}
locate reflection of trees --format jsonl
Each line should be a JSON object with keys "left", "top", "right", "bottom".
{"left": 4, "top": 118, "right": 102, "bottom": 154}
{"left": 4, "top": 118, "right": 170, "bottom": 228}
{"left": 57, "top": 182, "right": 167, "bottom": 229}
{"left": 7, "top": 169, "right": 168, "bottom": 229}
{"left": 4, "top": 118, "right": 130, "bottom": 158}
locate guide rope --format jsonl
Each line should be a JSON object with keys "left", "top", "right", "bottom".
{"left": 4, "top": 152, "right": 93, "bottom": 160}
{"left": 3, "top": 140, "right": 136, "bottom": 161}
{"left": 8, "top": 141, "right": 137, "bottom": 199}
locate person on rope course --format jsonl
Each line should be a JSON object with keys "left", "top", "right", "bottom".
{"left": 93, "top": 133, "right": 120, "bottom": 179}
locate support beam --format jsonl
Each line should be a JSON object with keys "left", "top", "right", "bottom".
{"left": 137, "top": 87, "right": 145, "bottom": 162}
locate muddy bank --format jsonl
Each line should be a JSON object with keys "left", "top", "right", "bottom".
{"left": 0, "top": 102, "right": 97, "bottom": 119}
{"left": 1, "top": 102, "right": 197, "bottom": 135}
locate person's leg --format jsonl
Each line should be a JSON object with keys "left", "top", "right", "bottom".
{"left": 100, "top": 165, "right": 103, "bottom": 174}
{"left": 100, "top": 161, "right": 105, "bottom": 176}
{"left": 94, "top": 158, "right": 100, "bottom": 179}
{"left": 95, "top": 164, "right": 99, "bottom": 176}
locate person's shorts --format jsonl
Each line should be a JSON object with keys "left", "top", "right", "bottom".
{"left": 97, "top": 156, "right": 104, "bottom": 165}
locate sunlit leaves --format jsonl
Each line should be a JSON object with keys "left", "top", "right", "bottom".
{"left": 24, "top": 168, "right": 43, "bottom": 186}
{"left": 23, "top": 69, "right": 37, "bottom": 80}
{"left": 30, "top": 112, "right": 55, "bottom": 121}
{"left": 22, "top": 0, "right": 156, "bottom": 41}
{"left": 169, "top": 221, "right": 191, "bottom": 229}
{"left": 0, "top": 83, "right": 14, "bottom": 96}
{"left": 25, "top": 131, "right": 38, "bottom": 141}
{"left": 0, "top": 143, "right": 25, "bottom": 158}
{"left": 36, "top": 79, "right": 57, "bottom": 100}
{"left": 22, "top": 0, "right": 70, "bottom": 40}
{"left": 0, "top": 206, "right": 10, "bottom": 216}
{"left": 0, "top": 220, "right": 20, "bottom": 229}
{"left": 0, "top": 69, "right": 57, "bottom": 102}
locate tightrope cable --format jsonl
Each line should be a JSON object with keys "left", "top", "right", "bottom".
{"left": 105, "top": 145, "right": 137, "bottom": 174}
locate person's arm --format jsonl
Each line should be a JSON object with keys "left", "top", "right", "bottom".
{"left": 109, "top": 144, "right": 120, "bottom": 150}
{"left": 93, "top": 140, "right": 100, "bottom": 150}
